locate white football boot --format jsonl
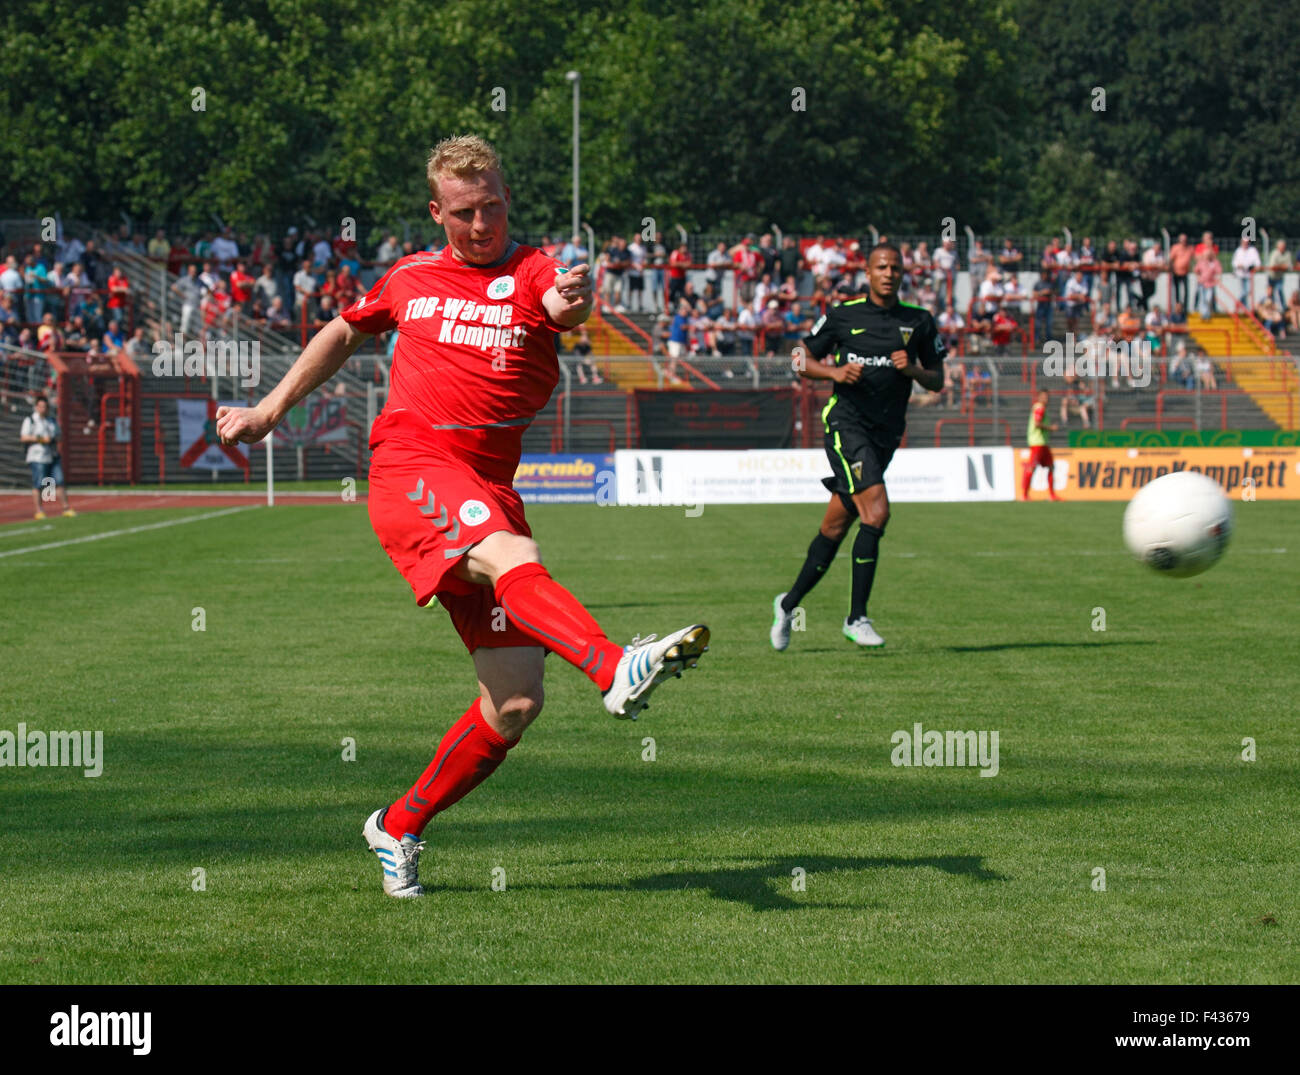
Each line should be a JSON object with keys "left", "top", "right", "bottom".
{"left": 603, "top": 624, "right": 710, "bottom": 720}
{"left": 771, "top": 593, "right": 794, "bottom": 651}
{"left": 363, "top": 808, "right": 425, "bottom": 898}
{"left": 843, "top": 616, "right": 885, "bottom": 648}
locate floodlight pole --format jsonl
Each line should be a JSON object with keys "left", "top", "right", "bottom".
{"left": 566, "top": 71, "right": 580, "bottom": 247}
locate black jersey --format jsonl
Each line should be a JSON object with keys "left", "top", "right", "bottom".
{"left": 802, "top": 295, "right": 946, "bottom": 442}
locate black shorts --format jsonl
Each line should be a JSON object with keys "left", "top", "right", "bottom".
{"left": 821, "top": 415, "right": 897, "bottom": 500}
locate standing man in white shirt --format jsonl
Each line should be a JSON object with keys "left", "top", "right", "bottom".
{"left": 1232, "top": 237, "right": 1261, "bottom": 309}
{"left": 21, "top": 395, "right": 75, "bottom": 519}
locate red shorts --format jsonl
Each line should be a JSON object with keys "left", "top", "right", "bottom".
{"left": 368, "top": 440, "right": 536, "bottom": 652}
{"left": 1027, "top": 446, "right": 1054, "bottom": 469}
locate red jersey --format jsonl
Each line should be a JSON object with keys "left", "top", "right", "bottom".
{"left": 343, "top": 244, "right": 566, "bottom": 482}
{"left": 229, "top": 269, "right": 254, "bottom": 303}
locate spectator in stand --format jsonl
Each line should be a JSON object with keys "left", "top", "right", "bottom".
{"left": 752, "top": 272, "right": 776, "bottom": 314}
{"left": 77, "top": 289, "right": 105, "bottom": 338}
{"left": 680, "top": 280, "right": 700, "bottom": 312}
{"left": 1169, "top": 342, "right": 1196, "bottom": 390}
{"left": 1059, "top": 379, "right": 1093, "bottom": 429}
{"left": 651, "top": 312, "right": 670, "bottom": 356}
{"left": 63, "top": 316, "right": 89, "bottom": 351}
{"left": 1099, "top": 240, "right": 1120, "bottom": 314}
{"left": 1193, "top": 230, "right": 1218, "bottom": 259}
{"left": 249, "top": 234, "right": 275, "bottom": 269}
{"left": 1144, "top": 304, "right": 1167, "bottom": 353}
{"left": 559, "top": 233, "right": 587, "bottom": 269}
{"left": 1232, "top": 236, "right": 1260, "bottom": 308}
{"left": 1063, "top": 270, "right": 1090, "bottom": 334}
{"left": 1075, "top": 237, "right": 1097, "bottom": 297}
{"left": 201, "top": 278, "right": 232, "bottom": 338}
{"left": 1194, "top": 247, "right": 1221, "bottom": 319}
{"left": 966, "top": 296, "right": 993, "bottom": 344}
{"left": 198, "top": 260, "right": 220, "bottom": 297}
{"left": 1168, "top": 233, "right": 1194, "bottom": 311}
{"left": 1256, "top": 295, "right": 1285, "bottom": 338}
{"left": 253, "top": 262, "right": 279, "bottom": 313}
{"left": 332, "top": 230, "right": 360, "bottom": 273}
{"left": 104, "top": 264, "right": 130, "bottom": 324}
{"left": 314, "top": 293, "right": 338, "bottom": 330}
{"left": 690, "top": 299, "right": 717, "bottom": 356}
{"left": 665, "top": 300, "right": 690, "bottom": 384}
{"left": 166, "top": 235, "right": 190, "bottom": 277}
{"left": 376, "top": 234, "right": 401, "bottom": 268}
{"left": 968, "top": 239, "right": 992, "bottom": 281}
{"left": 1, "top": 256, "right": 23, "bottom": 305}
{"left": 712, "top": 307, "right": 737, "bottom": 361}
{"left": 566, "top": 324, "right": 600, "bottom": 384}
{"left": 1168, "top": 301, "right": 1189, "bottom": 336}
{"left": 667, "top": 242, "right": 690, "bottom": 309}
{"left": 932, "top": 237, "right": 957, "bottom": 309}
{"left": 937, "top": 305, "right": 964, "bottom": 356}
{"left": 757, "top": 233, "right": 778, "bottom": 279}
{"left": 44, "top": 261, "right": 66, "bottom": 322}
{"left": 625, "top": 234, "right": 646, "bottom": 313}
{"left": 898, "top": 242, "right": 915, "bottom": 296}
{"left": 1286, "top": 290, "right": 1300, "bottom": 335}
{"left": 310, "top": 231, "right": 332, "bottom": 274}
{"left": 229, "top": 261, "right": 255, "bottom": 315}
{"left": 266, "top": 296, "right": 291, "bottom": 332}
{"left": 37, "top": 311, "right": 65, "bottom": 354}
{"left": 647, "top": 232, "right": 667, "bottom": 311}
{"left": 292, "top": 259, "right": 317, "bottom": 322}
{"left": 124, "top": 325, "right": 149, "bottom": 361}
{"left": 80, "top": 239, "right": 102, "bottom": 286}
{"left": 821, "top": 238, "right": 847, "bottom": 285}
{"left": 705, "top": 240, "right": 730, "bottom": 293}
{"left": 538, "top": 235, "right": 559, "bottom": 259}
{"left": 912, "top": 241, "right": 932, "bottom": 290}
{"left": 735, "top": 303, "right": 756, "bottom": 355}
{"left": 147, "top": 229, "right": 170, "bottom": 260}
{"left": 102, "top": 319, "right": 125, "bottom": 354}
{"left": 783, "top": 301, "right": 808, "bottom": 351}
{"left": 760, "top": 299, "right": 786, "bottom": 356}
{"left": 23, "top": 255, "right": 48, "bottom": 324}
{"left": 22, "top": 395, "right": 74, "bottom": 519}
{"left": 1139, "top": 240, "right": 1163, "bottom": 311}
{"left": 334, "top": 262, "right": 359, "bottom": 310}
{"left": 1119, "top": 238, "right": 1142, "bottom": 310}
{"left": 803, "top": 236, "right": 828, "bottom": 280}
{"left": 1033, "top": 274, "right": 1055, "bottom": 344}
{"left": 1040, "top": 236, "right": 1061, "bottom": 292}
{"left": 0, "top": 292, "right": 17, "bottom": 348}
{"left": 210, "top": 227, "right": 240, "bottom": 273}
{"left": 598, "top": 236, "right": 625, "bottom": 310}
{"left": 1195, "top": 350, "right": 1217, "bottom": 391}
{"left": 914, "top": 279, "right": 938, "bottom": 313}
{"left": 990, "top": 307, "right": 1017, "bottom": 356}
{"left": 731, "top": 234, "right": 761, "bottom": 308}
{"left": 276, "top": 235, "right": 300, "bottom": 303}
{"left": 776, "top": 274, "right": 799, "bottom": 304}
{"left": 998, "top": 237, "right": 1023, "bottom": 278}
{"left": 171, "top": 263, "right": 203, "bottom": 337}
{"left": 778, "top": 235, "right": 801, "bottom": 290}
{"left": 1266, "top": 239, "right": 1292, "bottom": 309}
{"left": 977, "top": 266, "right": 1004, "bottom": 312}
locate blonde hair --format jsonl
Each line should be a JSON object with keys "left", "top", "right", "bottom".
{"left": 426, "top": 135, "right": 504, "bottom": 201}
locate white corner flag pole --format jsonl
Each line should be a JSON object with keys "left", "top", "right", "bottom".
{"left": 265, "top": 430, "right": 275, "bottom": 507}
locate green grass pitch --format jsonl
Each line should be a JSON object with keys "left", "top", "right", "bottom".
{"left": 1, "top": 497, "right": 1296, "bottom": 983}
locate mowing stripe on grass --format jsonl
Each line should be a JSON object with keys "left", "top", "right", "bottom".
{"left": 0, "top": 506, "right": 259, "bottom": 559}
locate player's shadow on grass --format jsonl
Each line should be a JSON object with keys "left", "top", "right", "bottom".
{"left": 580, "top": 854, "right": 1008, "bottom": 912}
{"left": 945, "top": 641, "right": 1157, "bottom": 653}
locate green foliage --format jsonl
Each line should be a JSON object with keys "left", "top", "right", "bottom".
{"left": 0, "top": 0, "right": 1295, "bottom": 237}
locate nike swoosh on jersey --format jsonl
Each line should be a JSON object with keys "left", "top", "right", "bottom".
{"left": 851, "top": 328, "right": 867, "bottom": 335}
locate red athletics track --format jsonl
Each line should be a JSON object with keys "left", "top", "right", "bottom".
{"left": 0, "top": 491, "right": 365, "bottom": 526}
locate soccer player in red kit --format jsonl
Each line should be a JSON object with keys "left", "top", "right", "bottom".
{"left": 1022, "top": 389, "right": 1061, "bottom": 500}
{"left": 215, "top": 135, "right": 709, "bottom": 897}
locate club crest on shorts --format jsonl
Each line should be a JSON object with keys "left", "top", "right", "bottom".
{"left": 899, "top": 326, "right": 914, "bottom": 346}
{"left": 460, "top": 500, "right": 491, "bottom": 526}
{"left": 487, "top": 276, "right": 515, "bottom": 300}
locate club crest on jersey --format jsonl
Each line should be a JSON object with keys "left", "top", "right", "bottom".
{"left": 852, "top": 461, "right": 863, "bottom": 479}
{"left": 487, "top": 276, "right": 515, "bottom": 300}
{"left": 460, "top": 500, "right": 491, "bottom": 526}
{"left": 899, "top": 326, "right": 914, "bottom": 346}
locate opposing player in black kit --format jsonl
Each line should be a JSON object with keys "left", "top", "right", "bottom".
{"left": 771, "top": 244, "right": 944, "bottom": 649}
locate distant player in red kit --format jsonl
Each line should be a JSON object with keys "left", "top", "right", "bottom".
{"left": 1022, "top": 389, "right": 1061, "bottom": 500}
{"left": 216, "top": 135, "right": 709, "bottom": 897}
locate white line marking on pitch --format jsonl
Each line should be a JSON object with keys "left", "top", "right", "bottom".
{"left": 0, "top": 506, "right": 257, "bottom": 559}
{"left": 0, "top": 523, "right": 55, "bottom": 539}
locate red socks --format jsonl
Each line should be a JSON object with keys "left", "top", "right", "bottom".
{"left": 1021, "top": 464, "right": 1033, "bottom": 500}
{"left": 383, "top": 699, "right": 514, "bottom": 840}
{"left": 494, "top": 562, "right": 622, "bottom": 691}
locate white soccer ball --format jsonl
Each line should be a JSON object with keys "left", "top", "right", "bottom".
{"left": 1122, "top": 470, "right": 1233, "bottom": 577}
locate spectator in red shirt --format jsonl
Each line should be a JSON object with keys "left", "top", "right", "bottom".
{"left": 201, "top": 279, "right": 232, "bottom": 338}
{"left": 106, "top": 265, "right": 130, "bottom": 318}
{"left": 334, "top": 263, "right": 359, "bottom": 309}
{"left": 229, "top": 261, "right": 255, "bottom": 313}
{"left": 730, "top": 235, "right": 761, "bottom": 308}
{"left": 332, "top": 232, "right": 360, "bottom": 272}
{"left": 667, "top": 243, "right": 690, "bottom": 308}
{"left": 990, "top": 308, "right": 1017, "bottom": 354}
